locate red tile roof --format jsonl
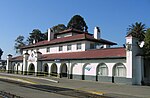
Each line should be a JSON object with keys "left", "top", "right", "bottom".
{"left": 10, "top": 56, "right": 23, "bottom": 61}
{"left": 39, "top": 47, "right": 126, "bottom": 60}
{"left": 11, "top": 47, "right": 126, "bottom": 61}
{"left": 21, "top": 33, "right": 116, "bottom": 49}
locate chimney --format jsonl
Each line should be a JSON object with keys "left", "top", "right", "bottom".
{"left": 48, "top": 28, "right": 54, "bottom": 41}
{"left": 94, "top": 27, "right": 100, "bottom": 39}
{"left": 33, "top": 39, "right": 36, "bottom": 44}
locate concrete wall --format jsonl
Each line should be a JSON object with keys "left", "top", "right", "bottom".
{"left": 126, "top": 36, "right": 144, "bottom": 85}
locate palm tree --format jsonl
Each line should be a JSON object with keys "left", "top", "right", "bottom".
{"left": 127, "top": 22, "right": 146, "bottom": 41}
{"left": 144, "top": 28, "right": 150, "bottom": 55}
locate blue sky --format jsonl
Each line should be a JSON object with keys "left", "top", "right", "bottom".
{"left": 0, "top": 0, "right": 150, "bottom": 59}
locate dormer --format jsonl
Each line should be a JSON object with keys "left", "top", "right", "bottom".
{"left": 54, "top": 28, "right": 86, "bottom": 39}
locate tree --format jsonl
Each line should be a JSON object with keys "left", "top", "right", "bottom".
{"left": 27, "top": 29, "right": 47, "bottom": 44}
{"left": 14, "top": 35, "right": 26, "bottom": 54}
{"left": 67, "top": 15, "right": 88, "bottom": 32}
{"left": 127, "top": 22, "right": 146, "bottom": 41}
{"left": 0, "top": 48, "right": 3, "bottom": 59}
{"left": 144, "top": 28, "right": 150, "bottom": 55}
{"left": 51, "top": 24, "right": 66, "bottom": 33}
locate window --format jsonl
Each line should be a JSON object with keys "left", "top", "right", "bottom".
{"left": 114, "top": 63, "right": 126, "bottom": 77}
{"left": 77, "top": 43, "right": 81, "bottom": 50}
{"left": 46, "top": 47, "right": 50, "bottom": 52}
{"left": 90, "top": 43, "right": 95, "bottom": 49}
{"left": 67, "top": 44, "right": 71, "bottom": 51}
{"left": 59, "top": 46, "right": 63, "bottom": 51}
{"left": 97, "top": 64, "right": 108, "bottom": 76}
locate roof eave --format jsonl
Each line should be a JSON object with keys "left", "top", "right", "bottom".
{"left": 39, "top": 56, "right": 126, "bottom": 61}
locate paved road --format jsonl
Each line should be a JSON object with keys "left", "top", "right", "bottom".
{"left": 0, "top": 73, "right": 150, "bottom": 98}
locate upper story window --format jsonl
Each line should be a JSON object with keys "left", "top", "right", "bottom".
{"left": 67, "top": 44, "right": 72, "bottom": 51}
{"left": 46, "top": 47, "right": 50, "bottom": 52}
{"left": 90, "top": 43, "right": 95, "bottom": 49}
{"left": 77, "top": 43, "right": 81, "bottom": 50}
{"left": 59, "top": 46, "right": 63, "bottom": 51}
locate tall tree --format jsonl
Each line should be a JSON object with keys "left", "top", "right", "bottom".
{"left": 51, "top": 24, "right": 66, "bottom": 33}
{"left": 0, "top": 48, "right": 3, "bottom": 59}
{"left": 127, "top": 22, "right": 146, "bottom": 41}
{"left": 14, "top": 35, "right": 26, "bottom": 54}
{"left": 67, "top": 15, "right": 88, "bottom": 32}
{"left": 144, "top": 28, "right": 150, "bottom": 55}
{"left": 27, "top": 29, "right": 47, "bottom": 44}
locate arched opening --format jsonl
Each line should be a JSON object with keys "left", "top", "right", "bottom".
{"left": 43, "top": 63, "right": 49, "bottom": 75}
{"left": 28, "top": 63, "right": 35, "bottom": 75}
{"left": 71, "top": 63, "right": 83, "bottom": 80}
{"left": 60, "top": 63, "right": 67, "bottom": 78}
{"left": 113, "top": 63, "right": 126, "bottom": 77}
{"left": 96, "top": 63, "right": 108, "bottom": 81}
{"left": 71, "top": 63, "right": 78, "bottom": 79}
{"left": 50, "top": 63, "right": 57, "bottom": 77}
{"left": 82, "top": 63, "right": 91, "bottom": 80}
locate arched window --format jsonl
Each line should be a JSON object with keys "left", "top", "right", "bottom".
{"left": 113, "top": 63, "right": 126, "bottom": 77}
{"left": 97, "top": 63, "right": 108, "bottom": 76}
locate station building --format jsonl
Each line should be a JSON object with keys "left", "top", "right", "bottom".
{"left": 6, "top": 27, "right": 150, "bottom": 85}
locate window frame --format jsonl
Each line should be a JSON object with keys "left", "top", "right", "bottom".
{"left": 98, "top": 64, "right": 108, "bottom": 76}
{"left": 114, "top": 64, "right": 126, "bottom": 77}
{"left": 67, "top": 44, "right": 72, "bottom": 51}
{"left": 59, "top": 46, "right": 63, "bottom": 51}
{"left": 90, "top": 43, "right": 95, "bottom": 49}
{"left": 46, "top": 47, "right": 50, "bottom": 52}
{"left": 77, "top": 43, "right": 81, "bottom": 50}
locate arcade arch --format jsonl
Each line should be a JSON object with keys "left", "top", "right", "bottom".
{"left": 28, "top": 63, "right": 35, "bottom": 75}
{"left": 43, "top": 63, "right": 49, "bottom": 75}
{"left": 96, "top": 63, "right": 108, "bottom": 76}
{"left": 50, "top": 63, "right": 57, "bottom": 76}
{"left": 82, "top": 63, "right": 91, "bottom": 80}
{"left": 60, "top": 63, "right": 67, "bottom": 78}
{"left": 113, "top": 63, "right": 126, "bottom": 77}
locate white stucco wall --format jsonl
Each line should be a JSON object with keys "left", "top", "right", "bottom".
{"left": 23, "top": 41, "right": 87, "bottom": 55}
